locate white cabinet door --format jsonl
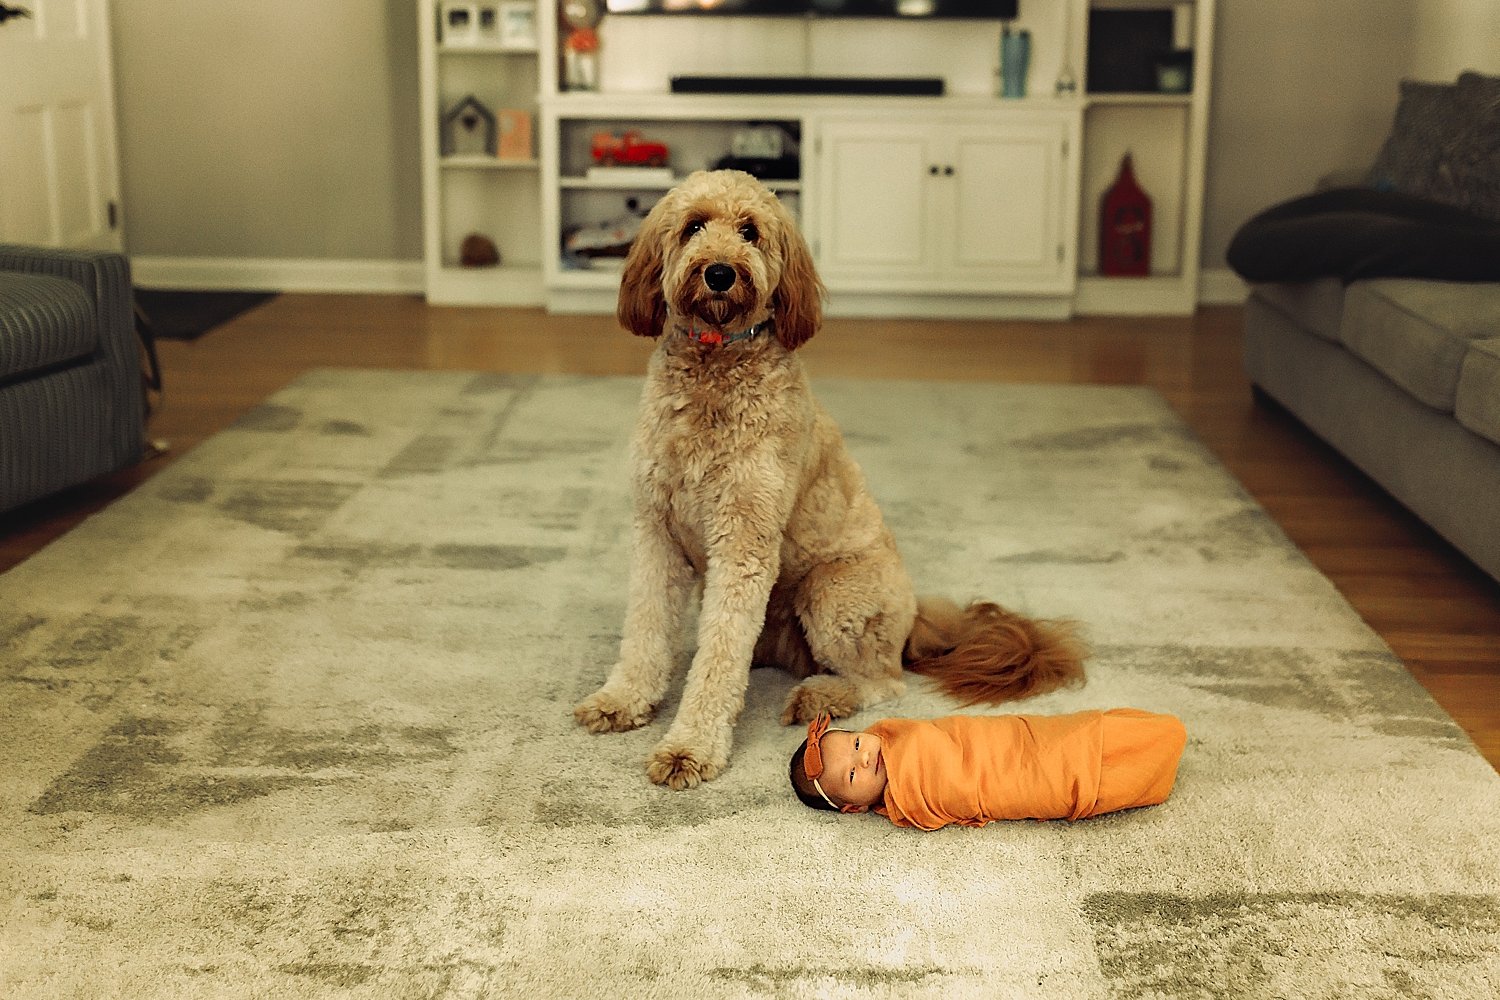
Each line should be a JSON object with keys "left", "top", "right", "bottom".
{"left": 947, "top": 122, "right": 1071, "bottom": 291}
{"left": 815, "top": 112, "right": 1073, "bottom": 295}
{"left": 814, "top": 121, "right": 935, "bottom": 283}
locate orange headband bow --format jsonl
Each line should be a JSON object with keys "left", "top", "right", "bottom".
{"left": 804, "top": 714, "right": 831, "bottom": 780}
{"left": 803, "top": 714, "right": 841, "bottom": 811}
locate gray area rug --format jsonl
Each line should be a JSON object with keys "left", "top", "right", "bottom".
{"left": 3, "top": 369, "right": 1498, "bottom": 999}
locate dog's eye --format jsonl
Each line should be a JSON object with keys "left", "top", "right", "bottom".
{"left": 739, "top": 222, "right": 759, "bottom": 243}
{"left": 682, "top": 220, "right": 705, "bottom": 241}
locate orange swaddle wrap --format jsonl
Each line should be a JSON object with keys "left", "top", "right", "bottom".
{"left": 866, "top": 709, "right": 1186, "bottom": 830}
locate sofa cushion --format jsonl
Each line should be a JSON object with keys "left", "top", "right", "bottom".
{"left": 1339, "top": 279, "right": 1500, "bottom": 412}
{"left": 1456, "top": 338, "right": 1500, "bottom": 447}
{"left": 0, "top": 271, "right": 96, "bottom": 382}
{"left": 1251, "top": 279, "right": 1345, "bottom": 342}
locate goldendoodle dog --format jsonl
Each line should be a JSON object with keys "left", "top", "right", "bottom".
{"left": 575, "top": 170, "right": 1085, "bottom": 789}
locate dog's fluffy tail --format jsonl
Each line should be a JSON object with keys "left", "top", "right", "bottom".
{"left": 902, "top": 597, "right": 1087, "bottom": 706}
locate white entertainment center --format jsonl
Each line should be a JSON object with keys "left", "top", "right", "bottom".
{"left": 418, "top": 0, "right": 1213, "bottom": 317}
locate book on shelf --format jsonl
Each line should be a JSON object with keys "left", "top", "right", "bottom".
{"left": 585, "top": 165, "right": 676, "bottom": 185}
{"left": 497, "top": 109, "right": 533, "bottom": 161}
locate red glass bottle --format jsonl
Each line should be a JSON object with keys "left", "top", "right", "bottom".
{"left": 1099, "top": 154, "right": 1152, "bottom": 277}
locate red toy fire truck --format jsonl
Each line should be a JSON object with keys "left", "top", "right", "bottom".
{"left": 591, "top": 130, "right": 669, "bottom": 168}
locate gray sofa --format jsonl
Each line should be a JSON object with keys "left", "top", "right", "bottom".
{"left": 1236, "top": 71, "right": 1500, "bottom": 583}
{"left": 0, "top": 245, "right": 145, "bottom": 516}
{"left": 1244, "top": 278, "right": 1500, "bottom": 583}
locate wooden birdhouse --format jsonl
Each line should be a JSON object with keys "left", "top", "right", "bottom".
{"left": 441, "top": 95, "right": 497, "bottom": 157}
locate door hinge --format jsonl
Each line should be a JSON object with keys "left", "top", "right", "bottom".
{"left": 108, "top": 201, "right": 119, "bottom": 230}
{"left": 1062, "top": 139, "right": 1069, "bottom": 159}
{"left": 1057, "top": 243, "right": 1065, "bottom": 262}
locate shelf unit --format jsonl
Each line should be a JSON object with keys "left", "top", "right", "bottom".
{"left": 541, "top": 93, "right": 808, "bottom": 307}
{"left": 419, "top": 0, "right": 1214, "bottom": 317}
{"left": 1073, "top": 0, "right": 1214, "bottom": 315}
{"left": 418, "top": 0, "right": 548, "bottom": 305}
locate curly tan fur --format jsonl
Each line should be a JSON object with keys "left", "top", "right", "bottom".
{"left": 574, "top": 170, "right": 1086, "bottom": 789}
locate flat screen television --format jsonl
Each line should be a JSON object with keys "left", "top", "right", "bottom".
{"left": 605, "top": 0, "right": 1018, "bottom": 19}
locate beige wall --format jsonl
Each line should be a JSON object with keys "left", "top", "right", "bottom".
{"left": 111, "top": 0, "right": 1491, "bottom": 274}
{"left": 1201, "top": 0, "right": 1500, "bottom": 268}
{"left": 1199, "top": 0, "right": 1413, "bottom": 269}
{"left": 112, "top": 0, "right": 422, "bottom": 260}
{"left": 1411, "top": 0, "right": 1500, "bottom": 79}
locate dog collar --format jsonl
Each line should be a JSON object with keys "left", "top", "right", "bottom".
{"left": 686, "top": 318, "right": 770, "bottom": 346}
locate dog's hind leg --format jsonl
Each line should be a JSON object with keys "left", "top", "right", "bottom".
{"left": 575, "top": 516, "right": 697, "bottom": 734}
{"left": 779, "top": 553, "right": 916, "bottom": 725}
{"left": 753, "top": 583, "right": 818, "bottom": 677}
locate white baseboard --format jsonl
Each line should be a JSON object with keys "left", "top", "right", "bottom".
{"left": 130, "top": 256, "right": 425, "bottom": 294}
{"left": 1198, "top": 267, "right": 1249, "bottom": 305}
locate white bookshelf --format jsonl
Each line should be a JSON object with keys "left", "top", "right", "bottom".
{"left": 418, "top": 0, "right": 1215, "bottom": 316}
{"left": 419, "top": 0, "right": 547, "bottom": 305}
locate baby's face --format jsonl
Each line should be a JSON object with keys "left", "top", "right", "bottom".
{"left": 816, "top": 730, "right": 886, "bottom": 810}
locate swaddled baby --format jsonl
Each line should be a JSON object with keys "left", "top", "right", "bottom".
{"left": 788, "top": 709, "right": 1186, "bottom": 830}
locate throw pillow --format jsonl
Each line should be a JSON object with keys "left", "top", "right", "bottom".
{"left": 1366, "top": 80, "right": 1462, "bottom": 199}
{"left": 1367, "top": 75, "right": 1500, "bottom": 224}
{"left": 1449, "top": 72, "right": 1500, "bottom": 223}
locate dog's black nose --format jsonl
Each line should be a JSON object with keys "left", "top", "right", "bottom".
{"left": 704, "top": 264, "right": 736, "bottom": 292}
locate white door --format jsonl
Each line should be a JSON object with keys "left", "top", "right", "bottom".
{"left": 947, "top": 122, "right": 1073, "bottom": 292}
{"left": 0, "top": 0, "right": 123, "bottom": 249}
{"left": 815, "top": 119, "right": 936, "bottom": 288}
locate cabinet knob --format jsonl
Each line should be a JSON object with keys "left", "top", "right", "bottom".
{"left": 929, "top": 165, "right": 939, "bottom": 175}
{"left": 943, "top": 165, "right": 954, "bottom": 176}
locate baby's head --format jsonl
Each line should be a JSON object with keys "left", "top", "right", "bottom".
{"left": 788, "top": 714, "right": 887, "bottom": 813}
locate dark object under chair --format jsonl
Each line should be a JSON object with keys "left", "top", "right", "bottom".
{"left": 133, "top": 288, "right": 279, "bottom": 342}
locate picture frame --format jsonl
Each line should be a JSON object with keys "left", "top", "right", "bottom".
{"left": 439, "top": 2, "right": 479, "bottom": 46}
{"left": 497, "top": 1, "right": 538, "bottom": 48}
{"left": 476, "top": 4, "right": 502, "bottom": 46}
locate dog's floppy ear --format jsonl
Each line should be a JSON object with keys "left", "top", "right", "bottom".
{"left": 771, "top": 201, "right": 825, "bottom": 351}
{"left": 617, "top": 197, "right": 672, "bottom": 338}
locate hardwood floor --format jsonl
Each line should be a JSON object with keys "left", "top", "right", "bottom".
{"left": 3, "top": 294, "right": 1497, "bottom": 770}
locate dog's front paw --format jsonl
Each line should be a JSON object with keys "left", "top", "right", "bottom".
{"left": 779, "top": 676, "right": 860, "bottom": 726}
{"left": 574, "top": 685, "right": 654, "bottom": 733}
{"left": 646, "top": 743, "right": 724, "bottom": 790}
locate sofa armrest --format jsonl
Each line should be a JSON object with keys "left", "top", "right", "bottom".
{"left": 0, "top": 244, "right": 137, "bottom": 367}
{"left": 0, "top": 244, "right": 133, "bottom": 331}
{"left": 0, "top": 243, "right": 144, "bottom": 470}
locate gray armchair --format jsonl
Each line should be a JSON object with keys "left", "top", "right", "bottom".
{"left": 0, "top": 244, "right": 145, "bottom": 515}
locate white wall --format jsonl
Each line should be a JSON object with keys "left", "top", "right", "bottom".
{"left": 110, "top": 0, "right": 1492, "bottom": 279}
{"left": 1198, "top": 0, "right": 1414, "bottom": 270}
{"left": 112, "top": 0, "right": 422, "bottom": 261}
{"left": 1200, "top": 0, "right": 1499, "bottom": 270}
{"left": 1411, "top": 0, "right": 1500, "bottom": 78}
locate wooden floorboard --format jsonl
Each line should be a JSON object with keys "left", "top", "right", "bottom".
{"left": 2, "top": 295, "right": 1496, "bottom": 772}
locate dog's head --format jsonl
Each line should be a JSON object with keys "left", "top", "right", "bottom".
{"left": 617, "top": 169, "right": 824, "bottom": 350}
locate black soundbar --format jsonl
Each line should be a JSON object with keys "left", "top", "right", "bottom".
{"left": 670, "top": 75, "right": 944, "bottom": 96}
